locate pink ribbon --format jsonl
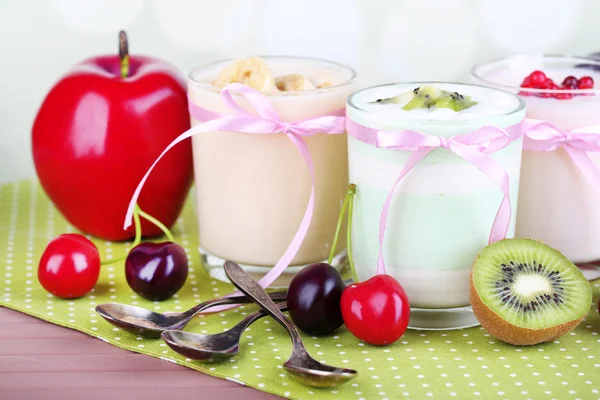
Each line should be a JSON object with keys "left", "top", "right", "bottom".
{"left": 347, "top": 119, "right": 523, "bottom": 275}
{"left": 123, "top": 83, "right": 345, "bottom": 291}
{"left": 524, "top": 119, "right": 600, "bottom": 192}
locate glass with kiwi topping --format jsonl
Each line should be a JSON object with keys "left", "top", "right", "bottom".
{"left": 188, "top": 56, "right": 355, "bottom": 286}
{"left": 472, "top": 55, "right": 600, "bottom": 264}
{"left": 346, "top": 82, "right": 526, "bottom": 329}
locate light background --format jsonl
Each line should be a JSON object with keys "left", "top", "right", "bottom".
{"left": 0, "top": 0, "right": 599, "bottom": 183}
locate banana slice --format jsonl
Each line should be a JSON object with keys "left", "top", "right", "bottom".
{"left": 213, "top": 57, "right": 276, "bottom": 92}
{"left": 275, "top": 74, "right": 316, "bottom": 91}
{"left": 317, "top": 80, "right": 334, "bottom": 89}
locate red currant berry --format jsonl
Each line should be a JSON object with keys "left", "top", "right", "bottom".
{"left": 529, "top": 70, "right": 547, "bottom": 86}
{"left": 520, "top": 76, "right": 534, "bottom": 88}
{"left": 555, "top": 92, "right": 574, "bottom": 100}
{"left": 38, "top": 234, "right": 100, "bottom": 299}
{"left": 537, "top": 81, "right": 558, "bottom": 98}
{"left": 562, "top": 76, "right": 578, "bottom": 88}
{"left": 578, "top": 76, "right": 594, "bottom": 89}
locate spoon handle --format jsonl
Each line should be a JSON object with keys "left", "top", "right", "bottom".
{"left": 224, "top": 261, "right": 303, "bottom": 345}
{"left": 226, "top": 302, "right": 289, "bottom": 338}
{"left": 177, "top": 288, "right": 288, "bottom": 323}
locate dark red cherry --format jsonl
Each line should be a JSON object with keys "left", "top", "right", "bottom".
{"left": 286, "top": 263, "right": 346, "bottom": 335}
{"left": 125, "top": 242, "right": 188, "bottom": 301}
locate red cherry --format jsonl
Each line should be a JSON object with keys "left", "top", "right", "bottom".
{"left": 562, "top": 76, "right": 578, "bottom": 88}
{"left": 340, "top": 274, "right": 410, "bottom": 345}
{"left": 38, "top": 234, "right": 100, "bottom": 299}
{"left": 529, "top": 70, "right": 547, "bottom": 86}
{"left": 578, "top": 76, "right": 594, "bottom": 89}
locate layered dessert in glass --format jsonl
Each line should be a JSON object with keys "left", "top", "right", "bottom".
{"left": 346, "top": 82, "right": 525, "bottom": 329}
{"left": 472, "top": 55, "right": 600, "bottom": 263}
{"left": 188, "top": 56, "right": 355, "bottom": 286}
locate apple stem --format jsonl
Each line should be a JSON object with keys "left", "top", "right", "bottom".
{"left": 137, "top": 207, "right": 175, "bottom": 242}
{"left": 346, "top": 184, "right": 358, "bottom": 282}
{"left": 119, "top": 30, "right": 129, "bottom": 78}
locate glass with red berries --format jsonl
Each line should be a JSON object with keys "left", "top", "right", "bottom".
{"left": 473, "top": 55, "right": 600, "bottom": 263}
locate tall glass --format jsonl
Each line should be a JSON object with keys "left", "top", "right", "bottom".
{"left": 188, "top": 56, "right": 355, "bottom": 286}
{"left": 346, "top": 82, "right": 525, "bottom": 329}
{"left": 472, "top": 55, "right": 600, "bottom": 263}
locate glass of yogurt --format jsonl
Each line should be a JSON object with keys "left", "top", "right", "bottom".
{"left": 472, "top": 55, "right": 600, "bottom": 263}
{"left": 188, "top": 56, "right": 355, "bottom": 286}
{"left": 346, "top": 82, "right": 526, "bottom": 329}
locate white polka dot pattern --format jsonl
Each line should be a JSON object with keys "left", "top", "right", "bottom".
{"left": 0, "top": 180, "right": 598, "bottom": 399}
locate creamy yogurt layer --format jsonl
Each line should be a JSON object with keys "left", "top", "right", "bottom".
{"left": 348, "top": 83, "right": 522, "bottom": 129}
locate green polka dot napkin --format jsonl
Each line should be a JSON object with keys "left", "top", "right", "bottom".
{"left": 1, "top": 179, "right": 599, "bottom": 399}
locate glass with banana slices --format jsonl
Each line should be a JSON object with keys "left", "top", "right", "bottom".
{"left": 188, "top": 56, "right": 355, "bottom": 286}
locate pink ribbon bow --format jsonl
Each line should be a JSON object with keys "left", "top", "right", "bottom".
{"left": 524, "top": 119, "right": 600, "bottom": 192}
{"left": 347, "top": 119, "right": 523, "bottom": 275}
{"left": 124, "top": 83, "right": 346, "bottom": 290}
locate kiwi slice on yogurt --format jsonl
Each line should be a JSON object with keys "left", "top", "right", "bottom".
{"left": 470, "top": 238, "right": 592, "bottom": 346}
{"left": 402, "top": 86, "right": 442, "bottom": 110}
{"left": 434, "top": 91, "right": 477, "bottom": 111}
{"left": 371, "top": 86, "right": 477, "bottom": 111}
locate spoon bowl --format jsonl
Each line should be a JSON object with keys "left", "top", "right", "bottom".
{"left": 162, "top": 330, "right": 239, "bottom": 362}
{"left": 284, "top": 356, "right": 357, "bottom": 388}
{"left": 224, "top": 261, "right": 357, "bottom": 388}
{"left": 95, "top": 290, "right": 287, "bottom": 338}
{"left": 96, "top": 303, "right": 179, "bottom": 338}
{"left": 161, "top": 303, "right": 287, "bottom": 361}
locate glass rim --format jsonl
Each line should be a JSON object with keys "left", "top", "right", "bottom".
{"left": 347, "top": 81, "right": 526, "bottom": 123}
{"left": 187, "top": 55, "right": 356, "bottom": 96}
{"left": 471, "top": 54, "right": 600, "bottom": 94}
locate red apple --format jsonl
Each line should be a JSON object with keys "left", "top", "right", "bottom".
{"left": 32, "top": 33, "right": 192, "bottom": 241}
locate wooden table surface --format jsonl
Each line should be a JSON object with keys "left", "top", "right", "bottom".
{"left": 0, "top": 307, "right": 280, "bottom": 400}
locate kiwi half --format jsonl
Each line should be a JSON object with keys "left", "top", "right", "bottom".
{"left": 470, "top": 238, "right": 592, "bottom": 346}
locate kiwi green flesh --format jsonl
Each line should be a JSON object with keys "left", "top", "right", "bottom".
{"left": 472, "top": 238, "right": 592, "bottom": 330}
{"left": 435, "top": 93, "right": 478, "bottom": 112}
{"left": 402, "top": 86, "right": 477, "bottom": 111}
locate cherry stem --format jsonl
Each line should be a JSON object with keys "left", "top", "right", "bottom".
{"left": 132, "top": 205, "right": 142, "bottom": 246}
{"left": 327, "top": 188, "right": 351, "bottom": 264}
{"left": 119, "top": 30, "right": 129, "bottom": 78}
{"left": 327, "top": 184, "right": 358, "bottom": 282}
{"left": 137, "top": 207, "right": 175, "bottom": 242}
{"left": 100, "top": 206, "right": 142, "bottom": 266}
{"left": 346, "top": 184, "right": 358, "bottom": 282}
